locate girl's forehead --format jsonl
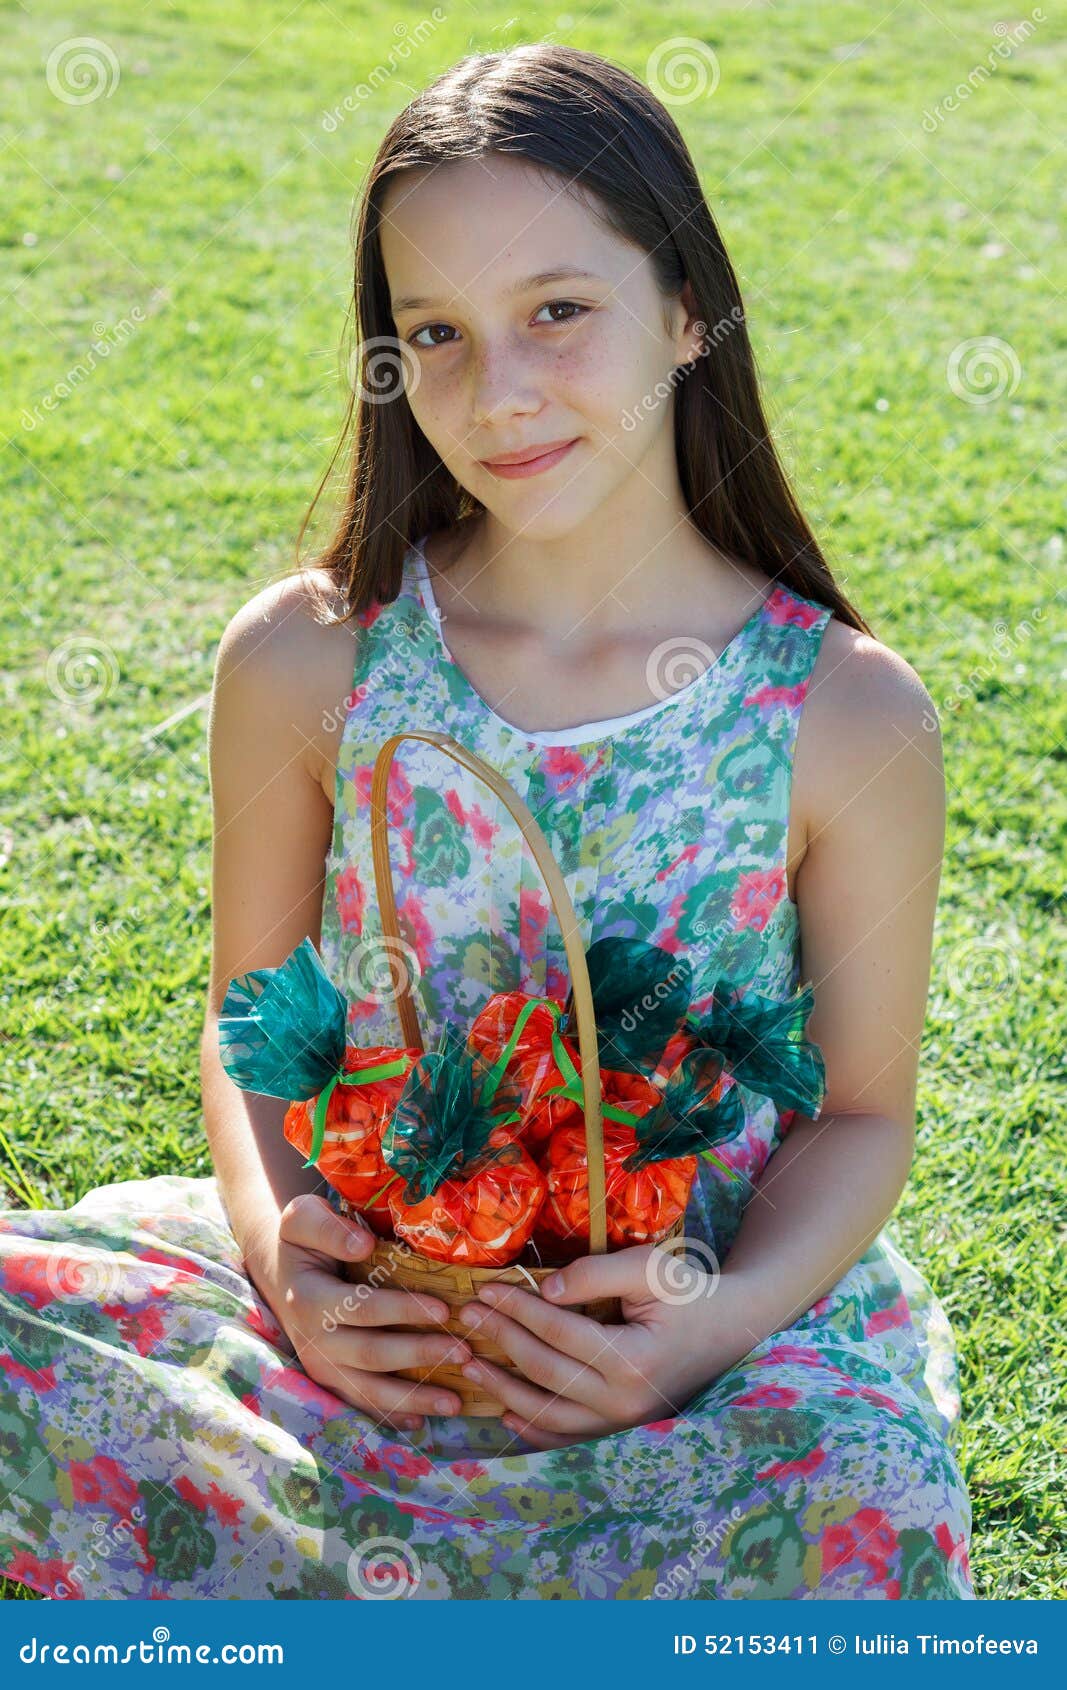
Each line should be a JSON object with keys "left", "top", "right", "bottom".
{"left": 380, "top": 157, "right": 628, "bottom": 301}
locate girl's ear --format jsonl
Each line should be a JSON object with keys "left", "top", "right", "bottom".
{"left": 669, "top": 278, "right": 705, "bottom": 369}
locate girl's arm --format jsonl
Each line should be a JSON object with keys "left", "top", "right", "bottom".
{"left": 708, "top": 637, "right": 947, "bottom": 1357}
{"left": 200, "top": 579, "right": 336, "bottom": 1296}
{"left": 202, "top": 579, "right": 473, "bottom": 1426}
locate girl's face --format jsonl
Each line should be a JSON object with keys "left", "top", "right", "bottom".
{"left": 380, "top": 154, "right": 702, "bottom": 541}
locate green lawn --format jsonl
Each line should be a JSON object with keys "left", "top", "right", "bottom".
{"left": 1, "top": 0, "right": 1063, "bottom": 1600}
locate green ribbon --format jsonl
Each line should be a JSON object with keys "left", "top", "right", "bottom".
{"left": 532, "top": 1008, "right": 730, "bottom": 1177}
{"left": 303, "top": 1054, "right": 414, "bottom": 1170}
{"left": 476, "top": 995, "right": 546, "bottom": 1113}
{"left": 537, "top": 1004, "right": 735, "bottom": 1177}
{"left": 534, "top": 1002, "right": 636, "bottom": 1123}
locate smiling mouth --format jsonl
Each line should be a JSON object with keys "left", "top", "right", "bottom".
{"left": 479, "top": 438, "right": 581, "bottom": 477}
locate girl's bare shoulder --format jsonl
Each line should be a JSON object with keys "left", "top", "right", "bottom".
{"left": 794, "top": 612, "right": 943, "bottom": 846}
{"left": 214, "top": 567, "right": 361, "bottom": 801}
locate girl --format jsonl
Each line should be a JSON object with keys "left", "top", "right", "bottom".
{"left": 0, "top": 43, "right": 972, "bottom": 1600}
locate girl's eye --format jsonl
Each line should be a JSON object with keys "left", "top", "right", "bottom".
{"left": 408, "top": 323, "right": 458, "bottom": 350}
{"left": 531, "top": 299, "right": 589, "bottom": 327}
{"left": 406, "top": 300, "right": 589, "bottom": 349}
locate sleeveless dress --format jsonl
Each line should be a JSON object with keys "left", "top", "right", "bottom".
{"left": 0, "top": 537, "right": 974, "bottom": 1601}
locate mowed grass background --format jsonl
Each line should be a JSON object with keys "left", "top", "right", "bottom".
{"left": 1, "top": 0, "right": 1063, "bottom": 1600}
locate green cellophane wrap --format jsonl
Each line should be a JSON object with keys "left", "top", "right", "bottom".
{"left": 687, "top": 981, "right": 826, "bottom": 1118}
{"left": 623, "top": 1048, "right": 747, "bottom": 1170}
{"left": 217, "top": 936, "right": 347, "bottom": 1099}
{"left": 382, "top": 1026, "right": 527, "bottom": 1204}
{"left": 560, "top": 934, "right": 693, "bottom": 1075}
{"left": 554, "top": 928, "right": 825, "bottom": 1120}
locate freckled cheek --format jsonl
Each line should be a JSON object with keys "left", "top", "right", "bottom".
{"left": 406, "top": 368, "right": 470, "bottom": 452}
{"left": 570, "top": 326, "right": 665, "bottom": 403}
{"left": 407, "top": 337, "right": 644, "bottom": 445}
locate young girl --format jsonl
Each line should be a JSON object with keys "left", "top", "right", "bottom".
{"left": 0, "top": 43, "right": 973, "bottom": 1601}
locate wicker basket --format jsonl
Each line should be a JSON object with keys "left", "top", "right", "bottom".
{"left": 339, "top": 729, "right": 685, "bottom": 1415}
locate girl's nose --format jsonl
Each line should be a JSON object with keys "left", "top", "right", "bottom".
{"left": 469, "top": 337, "right": 543, "bottom": 423}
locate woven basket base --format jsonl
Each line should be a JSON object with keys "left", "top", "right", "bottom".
{"left": 338, "top": 1201, "right": 684, "bottom": 1415}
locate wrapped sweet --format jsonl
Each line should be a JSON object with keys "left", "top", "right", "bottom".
{"left": 467, "top": 935, "right": 697, "bottom": 1155}
{"left": 383, "top": 1026, "right": 546, "bottom": 1267}
{"left": 535, "top": 1049, "right": 745, "bottom": 1251}
{"left": 466, "top": 991, "right": 574, "bottom": 1148}
{"left": 282, "top": 1044, "right": 421, "bottom": 1234}
{"left": 218, "top": 936, "right": 419, "bottom": 1232}
{"left": 557, "top": 934, "right": 694, "bottom": 1078}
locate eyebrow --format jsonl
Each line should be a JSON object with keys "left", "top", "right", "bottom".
{"left": 390, "top": 267, "right": 605, "bottom": 316}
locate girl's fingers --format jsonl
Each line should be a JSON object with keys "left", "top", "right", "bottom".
{"left": 461, "top": 1354, "right": 608, "bottom": 1434}
{"left": 531, "top": 1245, "right": 662, "bottom": 1306}
{"left": 468, "top": 1281, "right": 620, "bottom": 1369}
{"left": 290, "top": 1262, "right": 452, "bottom": 1330}
{"left": 278, "top": 1192, "right": 377, "bottom": 1261}
{"left": 339, "top": 1365, "right": 463, "bottom": 1423}
{"left": 332, "top": 1326, "right": 472, "bottom": 1375}
{"left": 349, "top": 1287, "right": 457, "bottom": 1328}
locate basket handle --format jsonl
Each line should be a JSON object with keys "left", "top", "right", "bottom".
{"left": 369, "top": 730, "right": 609, "bottom": 1256}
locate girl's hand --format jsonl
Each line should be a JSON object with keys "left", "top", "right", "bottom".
{"left": 247, "top": 1194, "right": 473, "bottom": 1434}
{"left": 456, "top": 1243, "right": 751, "bottom": 1448}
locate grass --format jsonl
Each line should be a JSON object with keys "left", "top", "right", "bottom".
{"left": 1, "top": 0, "right": 1064, "bottom": 1600}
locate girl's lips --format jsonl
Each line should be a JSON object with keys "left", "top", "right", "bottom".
{"left": 479, "top": 437, "right": 580, "bottom": 479}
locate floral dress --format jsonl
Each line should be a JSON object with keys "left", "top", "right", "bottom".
{"left": 0, "top": 536, "right": 974, "bottom": 1600}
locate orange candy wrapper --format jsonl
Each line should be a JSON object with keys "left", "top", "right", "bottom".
{"left": 466, "top": 991, "right": 578, "bottom": 1149}
{"left": 380, "top": 1027, "right": 545, "bottom": 1267}
{"left": 282, "top": 1044, "right": 421, "bottom": 1235}
{"left": 537, "top": 1121, "right": 697, "bottom": 1250}
{"left": 534, "top": 1071, "right": 697, "bottom": 1252}
{"left": 388, "top": 1124, "right": 547, "bottom": 1267}
{"left": 532, "top": 1051, "right": 746, "bottom": 1254}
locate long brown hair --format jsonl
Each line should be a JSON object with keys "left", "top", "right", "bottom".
{"left": 297, "top": 42, "right": 872, "bottom": 635}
